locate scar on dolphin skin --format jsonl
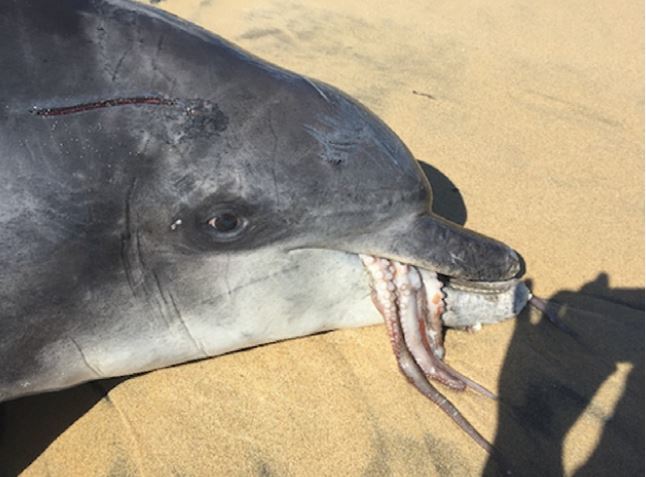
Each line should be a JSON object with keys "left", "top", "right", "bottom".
{"left": 30, "top": 96, "right": 178, "bottom": 116}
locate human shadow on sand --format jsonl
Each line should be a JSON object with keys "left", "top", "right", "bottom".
{"left": 0, "top": 161, "right": 466, "bottom": 476}
{"left": 483, "top": 274, "right": 644, "bottom": 476}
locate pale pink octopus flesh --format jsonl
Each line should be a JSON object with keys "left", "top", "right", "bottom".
{"left": 359, "top": 254, "right": 557, "bottom": 458}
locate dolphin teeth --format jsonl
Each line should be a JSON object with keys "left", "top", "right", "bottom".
{"left": 359, "top": 254, "right": 499, "bottom": 455}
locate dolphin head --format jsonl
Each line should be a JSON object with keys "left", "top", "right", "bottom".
{"left": 125, "top": 69, "right": 526, "bottom": 358}
{"left": 0, "top": 0, "right": 529, "bottom": 405}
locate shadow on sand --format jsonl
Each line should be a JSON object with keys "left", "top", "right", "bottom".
{"left": 0, "top": 378, "right": 127, "bottom": 477}
{"left": 483, "top": 274, "right": 644, "bottom": 476}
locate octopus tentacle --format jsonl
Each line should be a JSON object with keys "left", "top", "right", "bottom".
{"left": 362, "top": 279, "right": 495, "bottom": 455}
{"left": 391, "top": 261, "right": 466, "bottom": 389}
{"left": 530, "top": 295, "right": 578, "bottom": 338}
{"left": 413, "top": 268, "right": 496, "bottom": 398}
{"left": 360, "top": 254, "right": 497, "bottom": 453}
{"left": 439, "top": 361, "right": 498, "bottom": 400}
{"left": 421, "top": 271, "right": 446, "bottom": 359}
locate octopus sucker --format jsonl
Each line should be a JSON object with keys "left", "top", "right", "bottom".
{"left": 360, "top": 253, "right": 513, "bottom": 454}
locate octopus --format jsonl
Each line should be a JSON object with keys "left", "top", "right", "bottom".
{"left": 360, "top": 254, "right": 561, "bottom": 461}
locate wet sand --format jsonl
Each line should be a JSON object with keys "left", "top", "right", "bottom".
{"left": 2, "top": 0, "right": 643, "bottom": 475}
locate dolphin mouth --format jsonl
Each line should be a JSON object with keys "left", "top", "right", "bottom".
{"left": 358, "top": 253, "right": 530, "bottom": 456}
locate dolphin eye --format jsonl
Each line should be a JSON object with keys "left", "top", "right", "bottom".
{"left": 208, "top": 212, "right": 240, "bottom": 232}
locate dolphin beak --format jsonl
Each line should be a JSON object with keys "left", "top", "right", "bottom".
{"left": 342, "top": 213, "right": 522, "bottom": 282}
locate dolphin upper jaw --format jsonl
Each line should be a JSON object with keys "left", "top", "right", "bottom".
{"left": 320, "top": 211, "right": 522, "bottom": 279}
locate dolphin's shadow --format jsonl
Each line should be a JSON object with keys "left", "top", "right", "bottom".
{"left": 417, "top": 161, "right": 467, "bottom": 226}
{"left": 483, "top": 273, "right": 644, "bottom": 476}
{"left": 0, "top": 378, "right": 127, "bottom": 476}
{"left": 0, "top": 162, "right": 468, "bottom": 475}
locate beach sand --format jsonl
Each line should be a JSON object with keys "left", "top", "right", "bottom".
{"left": 1, "top": 0, "right": 643, "bottom": 475}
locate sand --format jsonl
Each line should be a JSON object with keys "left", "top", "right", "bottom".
{"left": 1, "top": 0, "right": 643, "bottom": 475}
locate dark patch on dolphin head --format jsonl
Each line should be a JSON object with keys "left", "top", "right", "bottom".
{"left": 179, "top": 99, "right": 229, "bottom": 139}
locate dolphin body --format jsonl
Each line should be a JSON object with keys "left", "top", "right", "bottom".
{"left": 0, "top": 0, "right": 528, "bottom": 454}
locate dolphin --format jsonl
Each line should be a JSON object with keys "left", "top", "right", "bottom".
{"left": 0, "top": 0, "right": 540, "bottom": 455}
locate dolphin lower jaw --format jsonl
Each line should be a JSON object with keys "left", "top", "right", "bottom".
{"left": 438, "top": 276, "right": 531, "bottom": 328}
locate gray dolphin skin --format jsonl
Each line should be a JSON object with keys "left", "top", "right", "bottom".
{"left": 0, "top": 0, "right": 532, "bottom": 456}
